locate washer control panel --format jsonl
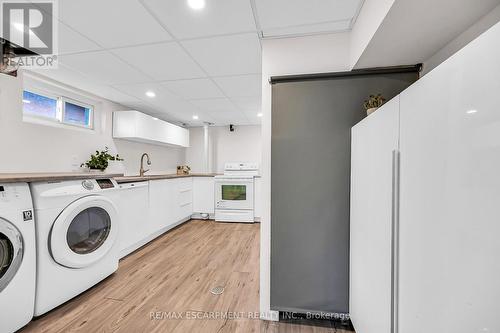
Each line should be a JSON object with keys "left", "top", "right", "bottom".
{"left": 96, "top": 179, "right": 115, "bottom": 189}
{"left": 81, "top": 180, "right": 94, "bottom": 191}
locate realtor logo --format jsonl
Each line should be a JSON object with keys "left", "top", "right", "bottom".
{"left": 0, "top": 0, "right": 58, "bottom": 71}
{"left": 1, "top": 1, "right": 53, "bottom": 54}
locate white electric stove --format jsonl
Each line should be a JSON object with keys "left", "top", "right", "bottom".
{"left": 214, "top": 163, "right": 259, "bottom": 223}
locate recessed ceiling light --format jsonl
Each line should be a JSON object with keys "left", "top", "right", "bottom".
{"left": 145, "top": 91, "right": 156, "bottom": 98}
{"left": 187, "top": 0, "right": 205, "bottom": 10}
{"left": 257, "top": 113, "right": 263, "bottom": 117}
{"left": 192, "top": 115, "right": 199, "bottom": 120}
{"left": 466, "top": 109, "right": 477, "bottom": 114}
{"left": 152, "top": 117, "right": 159, "bottom": 121}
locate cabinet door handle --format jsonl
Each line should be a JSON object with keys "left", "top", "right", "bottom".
{"left": 391, "top": 149, "right": 401, "bottom": 333}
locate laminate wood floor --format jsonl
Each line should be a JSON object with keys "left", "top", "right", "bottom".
{"left": 20, "top": 220, "right": 351, "bottom": 333}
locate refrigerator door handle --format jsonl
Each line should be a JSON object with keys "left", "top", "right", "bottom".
{"left": 391, "top": 149, "right": 401, "bottom": 333}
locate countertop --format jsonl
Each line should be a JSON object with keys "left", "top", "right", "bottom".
{"left": 0, "top": 172, "right": 256, "bottom": 184}
{"left": 0, "top": 172, "right": 124, "bottom": 183}
{"left": 114, "top": 173, "right": 221, "bottom": 184}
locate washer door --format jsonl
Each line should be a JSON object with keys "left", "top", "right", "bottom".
{"left": 0, "top": 218, "right": 23, "bottom": 292}
{"left": 50, "top": 196, "right": 118, "bottom": 269}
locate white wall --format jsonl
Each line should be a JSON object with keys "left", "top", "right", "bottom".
{"left": 186, "top": 125, "right": 261, "bottom": 173}
{"left": 349, "top": 0, "right": 395, "bottom": 68}
{"left": 263, "top": 32, "right": 351, "bottom": 76}
{"left": 423, "top": 3, "right": 500, "bottom": 75}
{"left": 352, "top": 0, "right": 500, "bottom": 69}
{"left": 0, "top": 71, "right": 185, "bottom": 175}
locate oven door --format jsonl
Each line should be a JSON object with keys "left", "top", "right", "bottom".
{"left": 215, "top": 178, "right": 254, "bottom": 210}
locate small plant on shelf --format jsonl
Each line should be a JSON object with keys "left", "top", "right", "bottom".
{"left": 363, "top": 94, "right": 386, "bottom": 116}
{"left": 81, "top": 147, "right": 123, "bottom": 171}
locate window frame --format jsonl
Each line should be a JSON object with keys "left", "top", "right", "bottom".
{"left": 60, "top": 96, "right": 94, "bottom": 130}
{"left": 22, "top": 89, "right": 95, "bottom": 130}
{"left": 22, "top": 88, "right": 61, "bottom": 124}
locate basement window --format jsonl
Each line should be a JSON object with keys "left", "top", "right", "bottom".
{"left": 22, "top": 90, "right": 94, "bottom": 129}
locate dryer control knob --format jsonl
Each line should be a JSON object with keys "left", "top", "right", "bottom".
{"left": 82, "top": 180, "right": 94, "bottom": 190}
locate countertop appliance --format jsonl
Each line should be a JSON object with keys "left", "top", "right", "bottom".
{"left": 215, "top": 163, "right": 258, "bottom": 223}
{"left": 30, "top": 179, "right": 120, "bottom": 316}
{"left": 0, "top": 183, "right": 36, "bottom": 333}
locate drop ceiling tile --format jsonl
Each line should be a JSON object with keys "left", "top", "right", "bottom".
{"left": 58, "top": 23, "right": 101, "bottom": 55}
{"left": 59, "top": 0, "right": 172, "bottom": 48}
{"left": 114, "top": 83, "right": 205, "bottom": 118}
{"left": 182, "top": 33, "right": 261, "bottom": 76}
{"left": 189, "top": 98, "right": 237, "bottom": 112}
{"left": 95, "top": 87, "right": 142, "bottom": 105}
{"left": 255, "top": 0, "right": 362, "bottom": 34}
{"left": 262, "top": 20, "right": 352, "bottom": 38}
{"left": 112, "top": 42, "right": 205, "bottom": 81}
{"left": 112, "top": 82, "right": 179, "bottom": 102}
{"left": 123, "top": 101, "right": 158, "bottom": 115}
{"left": 142, "top": 0, "right": 256, "bottom": 39}
{"left": 60, "top": 51, "right": 150, "bottom": 85}
{"left": 26, "top": 65, "right": 141, "bottom": 105}
{"left": 151, "top": 98, "right": 201, "bottom": 115}
{"left": 213, "top": 74, "right": 261, "bottom": 97}
{"left": 172, "top": 110, "right": 216, "bottom": 124}
{"left": 231, "top": 96, "right": 261, "bottom": 112}
{"left": 208, "top": 111, "right": 249, "bottom": 125}
{"left": 162, "top": 78, "right": 224, "bottom": 100}
{"left": 243, "top": 110, "right": 263, "bottom": 122}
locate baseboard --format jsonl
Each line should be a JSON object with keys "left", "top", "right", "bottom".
{"left": 119, "top": 216, "right": 192, "bottom": 259}
{"left": 190, "top": 212, "right": 215, "bottom": 220}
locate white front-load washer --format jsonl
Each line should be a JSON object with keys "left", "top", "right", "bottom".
{"left": 30, "top": 178, "right": 120, "bottom": 316}
{"left": 0, "top": 183, "right": 36, "bottom": 333}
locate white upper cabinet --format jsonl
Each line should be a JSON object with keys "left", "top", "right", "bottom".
{"left": 113, "top": 111, "right": 189, "bottom": 148}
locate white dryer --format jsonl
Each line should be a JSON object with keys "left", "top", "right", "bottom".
{"left": 30, "top": 178, "right": 120, "bottom": 316}
{"left": 0, "top": 183, "right": 36, "bottom": 333}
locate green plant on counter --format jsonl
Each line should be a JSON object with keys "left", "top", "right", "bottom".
{"left": 363, "top": 94, "right": 386, "bottom": 110}
{"left": 81, "top": 147, "right": 123, "bottom": 171}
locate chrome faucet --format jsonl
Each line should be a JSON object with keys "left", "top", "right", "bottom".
{"left": 140, "top": 153, "right": 151, "bottom": 177}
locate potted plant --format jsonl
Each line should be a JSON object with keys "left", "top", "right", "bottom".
{"left": 81, "top": 147, "right": 124, "bottom": 173}
{"left": 363, "top": 94, "right": 386, "bottom": 116}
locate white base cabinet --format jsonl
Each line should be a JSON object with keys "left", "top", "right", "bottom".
{"left": 192, "top": 177, "right": 214, "bottom": 215}
{"left": 350, "top": 21, "right": 500, "bottom": 333}
{"left": 149, "top": 178, "right": 193, "bottom": 235}
{"left": 173, "top": 178, "right": 193, "bottom": 222}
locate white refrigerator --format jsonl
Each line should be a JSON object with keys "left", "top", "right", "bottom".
{"left": 350, "top": 21, "right": 500, "bottom": 333}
